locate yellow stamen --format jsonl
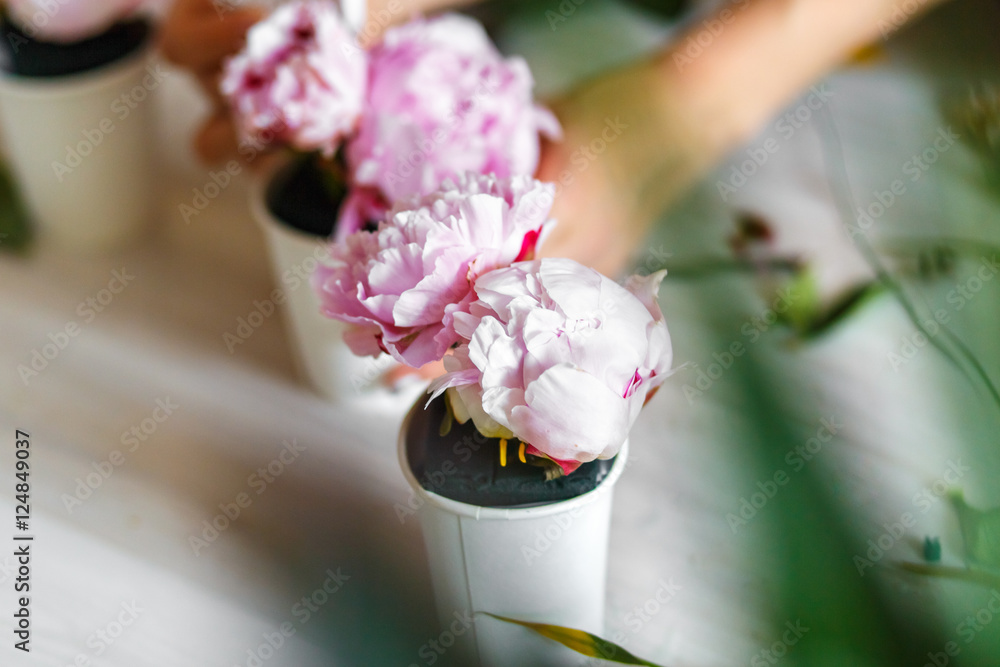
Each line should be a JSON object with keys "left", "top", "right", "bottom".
{"left": 499, "top": 439, "right": 508, "bottom": 467}
{"left": 518, "top": 442, "right": 526, "bottom": 464}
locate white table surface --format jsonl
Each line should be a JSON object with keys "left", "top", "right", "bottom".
{"left": 2, "top": 1, "right": 1000, "bottom": 665}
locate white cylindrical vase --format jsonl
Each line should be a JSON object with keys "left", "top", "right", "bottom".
{"left": 251, "top": 162, "right": 390, "bottom": 402}
{"left": 0, "top": 46, "right": 155, "bottom": 253}
{"left": 399, "top": 401, "right": 627, "bottom": 667}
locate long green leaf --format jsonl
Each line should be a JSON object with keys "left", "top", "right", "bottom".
{"left": 818, "top": 111, "right": 1000, "bottom": 419}
{"left": 795, "top": 282, "right": 885, "bottom": 339}
{"left": 480, "top": 613, "right": 665, "bottom": 666}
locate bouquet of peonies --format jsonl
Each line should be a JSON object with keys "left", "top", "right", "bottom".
{"left": 314, "top": 172, "right": 673, "bottom": 477}
{"left": 292, "top": 5, "right": 672, "bottom": 661}
{"left": 221, "top": 0, "right": 558, "bottom": 238}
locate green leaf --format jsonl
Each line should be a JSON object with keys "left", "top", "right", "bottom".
{"left": 0, "top": 160, "right": 32, "bottom": 253}
{"left": 777, "top": 269, "right": 821, "bottom": 333}
{"left": 480, "top": 613, "right": 666, "bottom": 666}
{"left": 795, "top": 282, "right": 884, "bottom": 339}
{"left": 770, "top": 268, "right": 883, "bottom": 339}
{"left": 952, "top": 492, "right": 1000, "bottom": 569}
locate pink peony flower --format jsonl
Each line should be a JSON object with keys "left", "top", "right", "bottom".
{"left": 344, "top": 13, "right": 560, "bottom": 230}
{"left": 7, "top": 0, "right": 142, "bottom": 42}
{"left": 220, "top": 0, "right": 366, "bottom": 157}
{"left": 334, "top": 186, "right": 389, "bottom": 242}
{"left": 313, "top": 174, "right": 556, "bottom": 368}
{"left": 430, "top": 258, "right": 672, "bottom": 475}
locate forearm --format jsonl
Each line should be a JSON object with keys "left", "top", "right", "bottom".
{"left": 655, "top": 0, "right": 952, "bottom": 156}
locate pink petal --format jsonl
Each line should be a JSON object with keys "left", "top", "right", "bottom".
{"left": 509, "top": 363, "right": 628, "bottom": 462}
{"left": 523, "top": 445, "right": 582, "bottom": 476}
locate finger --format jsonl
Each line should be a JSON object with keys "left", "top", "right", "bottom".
{"left": 160, "top": 0, "right": 264, "bottom": 73}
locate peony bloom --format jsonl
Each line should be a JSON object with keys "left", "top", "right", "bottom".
{"left": 7, "top": 0, "right": 142, "bottom": 42}
{"left": 344, "top": 13, "right": 560, "bottom": 232}
{"left": 220, "top": 0, "right": 366, "bottom": 157}
{"left": 334, "top": 186, "right": 389, "bottom": 242}
{"left": 430, "top": 258, "right": 672, "bottom": 475}
{"left": 313, "top": 174, "right": 556, "bottom": 368}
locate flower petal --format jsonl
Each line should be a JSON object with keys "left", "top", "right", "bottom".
{"left": 510, "top": 363, "right": 629, "bottom": 463}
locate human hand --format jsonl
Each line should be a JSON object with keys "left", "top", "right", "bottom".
{"left": 160, "top": 0, "right": 265, "bottom": 163}
{"left": 535, "top": 59, "right": 711, "bottom": 278}
{"left": 535, "top": 0, "right": 953, "bottom": 278}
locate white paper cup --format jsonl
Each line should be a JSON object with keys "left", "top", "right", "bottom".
{"left": 398, "top": 402, "right": 627, "bottom": 667}
{"left": 250, "top": 163, "right": 390, "bottom": 402}
{"left": 0, "top": 46, "right": 156, "bottom": 253}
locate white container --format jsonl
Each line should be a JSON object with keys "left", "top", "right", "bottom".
{"left": 250, "top": 164, "right": 390, "bottom": 402}
{"left": 398, "top": 402, "right": 627, "bottom": 667}
{"left": 0, "top": 46, "right": 155, "bottom": 253}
